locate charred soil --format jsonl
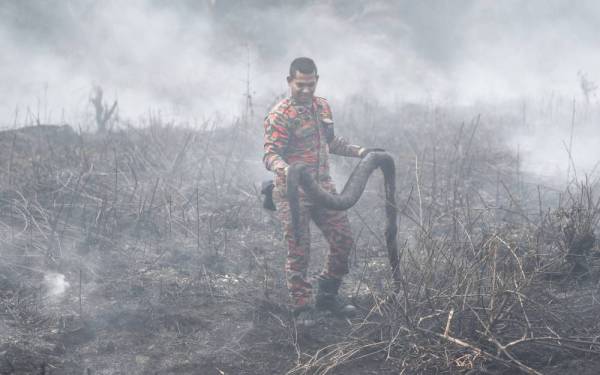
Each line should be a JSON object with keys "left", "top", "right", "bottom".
{"left": 1, "top": 115, "right": 600, "bottom": 374}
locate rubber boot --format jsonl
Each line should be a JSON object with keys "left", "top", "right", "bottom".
{"left": 315, "top": 278, "right": 356, "bottom": 317}
{"left": 292, "top": 304, "right": 317, "bottom": 327}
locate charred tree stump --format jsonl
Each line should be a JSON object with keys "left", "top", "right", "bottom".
{"left": 90, "top": 86, "right": 118, "bottom": 133}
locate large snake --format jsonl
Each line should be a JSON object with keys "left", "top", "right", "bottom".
{"left": 286, "top": 152, "right": 400, "bottom": 287}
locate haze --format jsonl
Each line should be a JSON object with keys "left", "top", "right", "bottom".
{"left": 2, "top": 0, "right": 599, "bottom": 176}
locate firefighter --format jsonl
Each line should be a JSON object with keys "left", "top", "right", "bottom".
{"left": 263, "top": 57, "right": 379, "bottom": 324}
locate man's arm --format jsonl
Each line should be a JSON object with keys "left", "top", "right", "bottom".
{"left": 263, "top": 111, "right": 290, "bottom": 174}
{"left": 318, "top": 98, "right": 363, "bottom": 158}
{"left": 329, "top": 135, "right": 363, "bottom": 158}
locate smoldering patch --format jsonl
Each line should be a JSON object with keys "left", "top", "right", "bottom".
{"left": 43, "top": 272, "right": 70, "bottom": 299}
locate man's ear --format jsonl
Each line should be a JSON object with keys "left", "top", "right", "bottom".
{"left": 315, "top": 75, "right": 319, "bottom": 82}
{"left": 287, "top": 75, "right": 292, "bottom": 84}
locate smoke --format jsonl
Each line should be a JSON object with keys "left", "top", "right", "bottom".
{"left": 513, "top": 110, "right": 600, "bottom": 182}
{"left": 2, "top": 1, "right": 599, "bottom": 120}
{"left": 43, "top": 272, "right": 70, "bottom": 299}
{"left": 1, "top": 0, "right": 599, "bottom": 176}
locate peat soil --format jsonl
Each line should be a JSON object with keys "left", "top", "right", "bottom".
{"left": 3, "top": 207, "right": 599, "bottom": 375}
{"left": 0, "top": 219, "right": 403, "bottom": 375}
{"left": 2, "top": 124, "right": 599, "bottom": 374}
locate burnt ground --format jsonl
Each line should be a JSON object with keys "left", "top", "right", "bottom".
{"left": 0, "top": 201, "right": 402, "bottom": 375}
{"left": 1, "top": 120, "right": 600, "bottom": 375}
{"left": 4, "top": 235, "right": 599, "bottom": 375}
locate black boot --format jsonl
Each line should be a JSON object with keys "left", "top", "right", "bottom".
{"left": 292, "top": 304, "right": 317, "bottom": 327}
{"left": 315, "top": 278, "right": 356, "bottom": 317}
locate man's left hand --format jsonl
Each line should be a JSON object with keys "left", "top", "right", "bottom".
{"left": 358, "top": 148, "right": 386, "bottom": 158}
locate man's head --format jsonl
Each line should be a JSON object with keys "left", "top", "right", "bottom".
{"left": 287, "top": 57, "right": 319, "bottom": 104}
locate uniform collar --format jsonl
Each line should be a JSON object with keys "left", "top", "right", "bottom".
{"left": 290, "top": 96, "right": 316, "bottom": 109}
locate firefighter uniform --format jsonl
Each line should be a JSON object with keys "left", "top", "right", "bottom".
{"left": 263, "top": 96, "right": 362, "bottom": 308}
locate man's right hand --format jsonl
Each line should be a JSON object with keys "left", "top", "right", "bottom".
{"left": 276, "top": 166, "right": 289, "bottom": 178}
{"left": 275, "top": 166, "right": 289, "bottom": 191}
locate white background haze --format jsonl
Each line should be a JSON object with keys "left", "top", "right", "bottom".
{"left": 1, "top": 0, "right": 599, "bottom": 178}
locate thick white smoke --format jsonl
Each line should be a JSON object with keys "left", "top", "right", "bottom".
{"left": 43, "top": 272, "right": 70, "bottom": 299}
{"left": 1, "top": 0, "right": 599, "bottom": 176}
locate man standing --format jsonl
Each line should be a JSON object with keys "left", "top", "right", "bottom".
{"left": 263, "top": 57, "right": 375, "bottom": 322}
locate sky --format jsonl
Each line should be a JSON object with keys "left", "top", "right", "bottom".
{"left": 1, "top": 0, "right": 599, "bottom": 176}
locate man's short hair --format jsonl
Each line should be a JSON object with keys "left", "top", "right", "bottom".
{"left": 289, "top": 57, "right": 317, "bottom": 78}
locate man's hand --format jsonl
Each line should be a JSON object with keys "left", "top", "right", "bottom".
{"left": 358, "top": 148, "right": 386, "bottom": 158}
{"left": 276, "top": 166, "right": 289, "bottom": 178}
{"left": 275, "top": 166, "right": 289, "bottom": 189}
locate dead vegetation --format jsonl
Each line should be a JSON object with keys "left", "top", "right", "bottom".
{"left": 0, "top": 99, "right": 599, "bottom": 374}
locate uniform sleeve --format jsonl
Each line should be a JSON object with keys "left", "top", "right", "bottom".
{"left": 263, "top": 110, "right": 290, "bottom": 172}
{"left": 319, "top": 100, "right": 362, "bottom": 158}
{"left": 329, "top": 136, "right": 362, "bottom": 158}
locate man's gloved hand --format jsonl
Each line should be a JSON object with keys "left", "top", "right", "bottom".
{"left": 358, "top": 148, "right": 386, "bottom": 158}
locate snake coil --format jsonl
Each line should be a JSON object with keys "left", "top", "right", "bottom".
{"left": 286, "top": 152, "right": 400, "bottom": 287}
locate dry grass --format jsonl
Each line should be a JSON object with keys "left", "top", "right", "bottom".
{"left": 0, "top": 99, "right": 599, "bottom": 374}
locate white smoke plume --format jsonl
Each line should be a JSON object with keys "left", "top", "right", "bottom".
{"left": 1, "top": 0, "right": 599, "bottom": 178}
{"left": 2, "top": 1, "right": 600, "bottom": 122}
{"left": 43, "top": 272, "right": 70, "bottom": 299}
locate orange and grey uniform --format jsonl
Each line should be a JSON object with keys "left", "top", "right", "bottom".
{"left": 263, "top": 96, "right": 362, "bottom": 308}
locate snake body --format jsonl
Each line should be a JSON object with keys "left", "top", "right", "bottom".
{"left": 286, "top": 152, "right": 400, "bottom": 286}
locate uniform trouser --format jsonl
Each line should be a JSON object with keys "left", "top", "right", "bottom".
{"left": 273, "top": 183, "right": 354, "bottom": 308}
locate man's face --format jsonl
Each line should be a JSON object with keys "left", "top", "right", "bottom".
{"left": 287, "top": 71, "right": 318, "bottom": 104}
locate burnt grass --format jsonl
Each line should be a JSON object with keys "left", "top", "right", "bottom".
{"left": 1, "top": 102, "right": 600, "bottom": 374}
